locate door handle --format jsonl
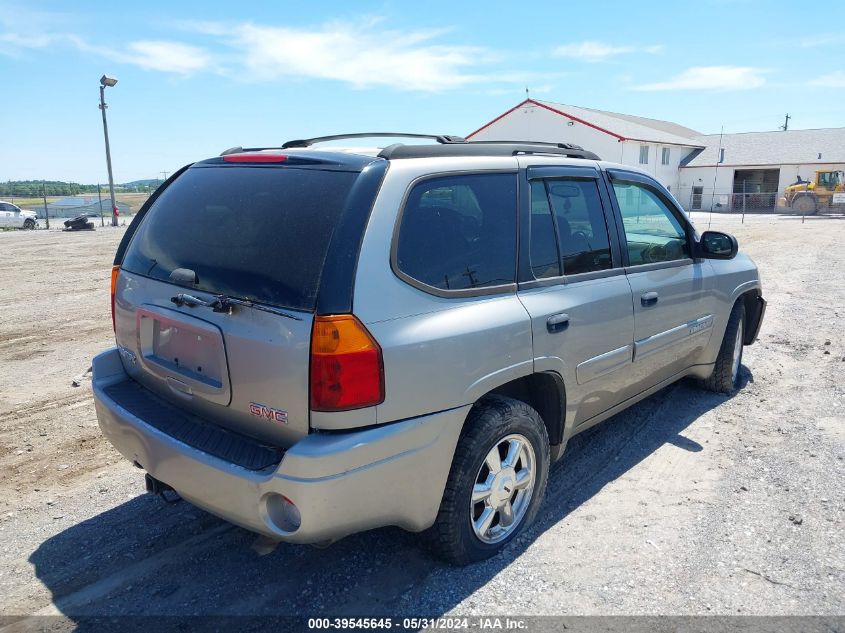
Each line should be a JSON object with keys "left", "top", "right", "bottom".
{"left": 641, "top": 292, "right": 659, "bottom": 307}
{"left": 546, "top": 313, "right": 570, "bottom": 333}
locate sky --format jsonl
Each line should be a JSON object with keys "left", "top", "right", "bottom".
{"left": 1, "top": 0, "right": 844, "bottom": 183}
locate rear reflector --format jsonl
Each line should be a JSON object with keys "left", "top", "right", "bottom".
{"left": 223, "top": 153, "right": 288, "bottom": 163}
{"left": 310, "top": 315, "right": 384, "bottom": 412}
{"left": 110, "top": 265, "right": 120, "bottom": 332}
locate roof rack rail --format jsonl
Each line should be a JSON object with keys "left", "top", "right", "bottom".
{"left": 378, "top": 142, "right": 600, "bottom": 161}
{"left": 467, "top": 140, "right": 587, "bottom": 151}
{"left": 281, "top": 133, "right": 467, "bottom": 149}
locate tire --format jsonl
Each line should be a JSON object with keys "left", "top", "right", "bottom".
{"left": 428, "top": 395, "right": 549, "bottom": 566}
{"left": 702, "top": 300, "right": 745, "bottom": 394}
{"left": 23, "top": 218, "right": 35, "bottom": 230}
{"left": 792, "top": 196, "right": 817, "bottom": 215}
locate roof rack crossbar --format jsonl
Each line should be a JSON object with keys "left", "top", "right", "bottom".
{"left": 281, "top": 133, "right": 467, "bottom": 149}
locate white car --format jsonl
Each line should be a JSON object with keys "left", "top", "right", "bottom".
{"left": 0, "top": 201, "right": 39, "bottom": 229}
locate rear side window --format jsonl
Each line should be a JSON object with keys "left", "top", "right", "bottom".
{"left": 530, "top": 178, "right": 613, "bottom": 277}
{"left": 122, "top": 166, "right": 358, "bottom": 311}
{"left": 395, "top": 173, "right": 517, "bottom": 292}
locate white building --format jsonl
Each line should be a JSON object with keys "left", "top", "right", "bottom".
{"left": 678, "top": 128, "right": 845, "bottom": 212}
{"left": 468, "top": 98, "right": 845, "bottom": 211}
{"left": 467, "top": 99, "right": 704, "bottom": 194}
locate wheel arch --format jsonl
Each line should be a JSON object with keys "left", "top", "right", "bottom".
{"left": 474, "top": 372, "right": 566, "bottom": 448}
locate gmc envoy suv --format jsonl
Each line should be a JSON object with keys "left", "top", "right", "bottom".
{"left": 92, "top": 133, "right": 765, "bottom": 565}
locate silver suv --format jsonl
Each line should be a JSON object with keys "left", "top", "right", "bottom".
{"left": 92, "top": 134, "right": 765, "bottom": 565}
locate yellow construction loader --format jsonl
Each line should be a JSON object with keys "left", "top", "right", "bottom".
{"left": 780, "top": 169, "right": 845, "bottom": 215}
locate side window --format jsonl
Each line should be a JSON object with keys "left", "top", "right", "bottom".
{"left": 529, "top": 178, "right": 613, "bottom": 278}
{"left": 396, "top": 173, "right": 517, "bottom": 291}
{"left": 639, "top": 145, "right": 649, "bottom": 165}
{"left": 612, "top": 180, "right": 690, "bottom": 266}
{"left": 529, "top": 181, "right": 560, "bottom": 279}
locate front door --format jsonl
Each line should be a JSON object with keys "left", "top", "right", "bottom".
{"left": 607, "top": 170, "right": 714, "bottom": 390}
{"left": 516, "top": 164, "right": 635, "bottom": 427}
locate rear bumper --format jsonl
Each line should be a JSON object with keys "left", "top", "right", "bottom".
{"left": 92, "top": 348, "right": 467, "bottom": 543}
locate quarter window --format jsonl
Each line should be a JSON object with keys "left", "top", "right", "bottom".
{"left": 612, "top": 180, "right": 690, "bottom": 266}
{"left": 529, "top": 178, "right": 613, "bottom": 278}
{"left": 396, "top": 173, "right": 517, "bottom": 291}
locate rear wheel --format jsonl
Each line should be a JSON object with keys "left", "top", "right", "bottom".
{"left": 702, "top": 301, "right": 745, "bottom": 394}
{"left": 793, "top": 195, "right": 817, "bottom": 215}
{"left": 23, "top": 218, "right": 35, "bottom": 230}
{"left": 428, "top": 395, "right": 549, "bottom": 566}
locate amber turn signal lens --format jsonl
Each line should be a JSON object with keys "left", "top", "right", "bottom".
{"left": 310, "top": 315, "right": 384, "bottom": 412}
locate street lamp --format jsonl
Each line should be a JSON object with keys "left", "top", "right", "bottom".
{"left": 98, "top": 74, "right": 119, "bottom": 226}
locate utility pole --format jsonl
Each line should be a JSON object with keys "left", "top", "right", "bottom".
{"left": 42, "top": 181, "right": 49, "bottom": 230}
{"left": 780, "top": 113, "right": 791, "bottom": 131}
{"left": 98, "top": 75, "right": 119, "bottom": 226}
{"left": 97, "top": 184, "right": 105, "bottom": 227}
{"left": 160, "top": 171, "right": 169, "bottom": 182}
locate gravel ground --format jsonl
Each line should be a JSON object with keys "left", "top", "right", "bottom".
{"left": 0, "top": 214, "right": 842, "bottom": 623}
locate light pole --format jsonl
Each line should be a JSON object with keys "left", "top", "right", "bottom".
{"left": 98, "top": 74, "right": 119, "bottom": 227}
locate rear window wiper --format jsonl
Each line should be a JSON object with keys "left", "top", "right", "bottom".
{"left": 170, "top": 293, "right": 302, "bottom": 321}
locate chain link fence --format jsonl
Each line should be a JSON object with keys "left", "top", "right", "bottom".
{"left": 675, "top": 186, "right": 782, "bottom": 214}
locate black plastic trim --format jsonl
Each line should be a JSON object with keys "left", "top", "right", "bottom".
{"left": 103, "top": 380, "right": 284, "bottom": 471}
{"left": 316, "top": 161, "right": 389, "bottom": 315}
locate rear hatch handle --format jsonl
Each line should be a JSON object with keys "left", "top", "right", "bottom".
{"left": 170, "top": 293, "right": 302, "bottom": 321}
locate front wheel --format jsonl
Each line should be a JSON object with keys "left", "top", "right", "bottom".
{"left": 428, "top": 395, "right": 549, "bottom": 565}
{"left": 23, "top": 218, "right": 36, "bottom": 230}
{"left": 702, "top": 300, "right": 745, "bottom": 394}
{"left": 792, "top": 196, "right": 817, "bottom": 215}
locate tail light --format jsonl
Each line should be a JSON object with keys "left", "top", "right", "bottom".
{"left": 310, "top": 315, "right": 384, "bottom": 411}
{"left": 110, "top": 265, "right": 120, "bottom": 331}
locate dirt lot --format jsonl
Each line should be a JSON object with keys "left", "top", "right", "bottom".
{"left": 0, "top": 215, "right": 842, "bottom": 622}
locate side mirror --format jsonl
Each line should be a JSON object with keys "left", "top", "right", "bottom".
{"left": 697, "top": 230, "right": 738, "bottom": 260}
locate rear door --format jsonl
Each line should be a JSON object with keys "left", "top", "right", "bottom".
{"left": 115, "top": 160, "right": 364, "bottom": 447}
{"left": 606, "top": 169, "right": 714, "bottom": 389}
{"left": 516, "top": 164, "right": 636, "bottom": 427}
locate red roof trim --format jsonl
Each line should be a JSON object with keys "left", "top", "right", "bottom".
{"left": 465, "top": 99, "right": 532, "bottom": 139}
{"left": 466, "top": 98, "right": 627, "bottom": 142}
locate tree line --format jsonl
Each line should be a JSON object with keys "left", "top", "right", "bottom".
{"left": 1, "top": 180, "right": 157, "bottom": 197}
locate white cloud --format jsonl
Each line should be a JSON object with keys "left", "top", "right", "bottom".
{"left": 808, "top": 71, "right": 845, "bottom": 88}
{"left": 634, "top": 66, "right": 767, "bottom": 91}
{"left": 126, "top": 41, "right": 210, "bottom": 74}
{"left": 193, "top": 20, "right": 492, "bottom": 91}
{"left": 552, "top": 41, "right": 663, "bottom": 62}
{"left": 800, "top": 34, "right": 843, "bottom": 48}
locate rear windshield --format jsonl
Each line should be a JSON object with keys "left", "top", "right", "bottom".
{"left": 122, "top": 165, "right": 358, "bottom": 312}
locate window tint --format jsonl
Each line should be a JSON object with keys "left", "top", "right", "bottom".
{"left": 396, "top": 173, "right": 517, "bottom": 291}
{"left": 529, "top": 181, "right": 560, "bottom": 279}
{"left": 612, "top": 180, "right": 690, "bottom": 266}
{"left": 529, "top": 178, "right": 613, "bottom": 278}
{"left": 122, "top": 166, "right": 359, "bottom": 311}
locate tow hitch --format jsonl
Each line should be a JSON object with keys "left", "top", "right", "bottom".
{"left": 144, "top": 473, "right": 181, "bottom": 504}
